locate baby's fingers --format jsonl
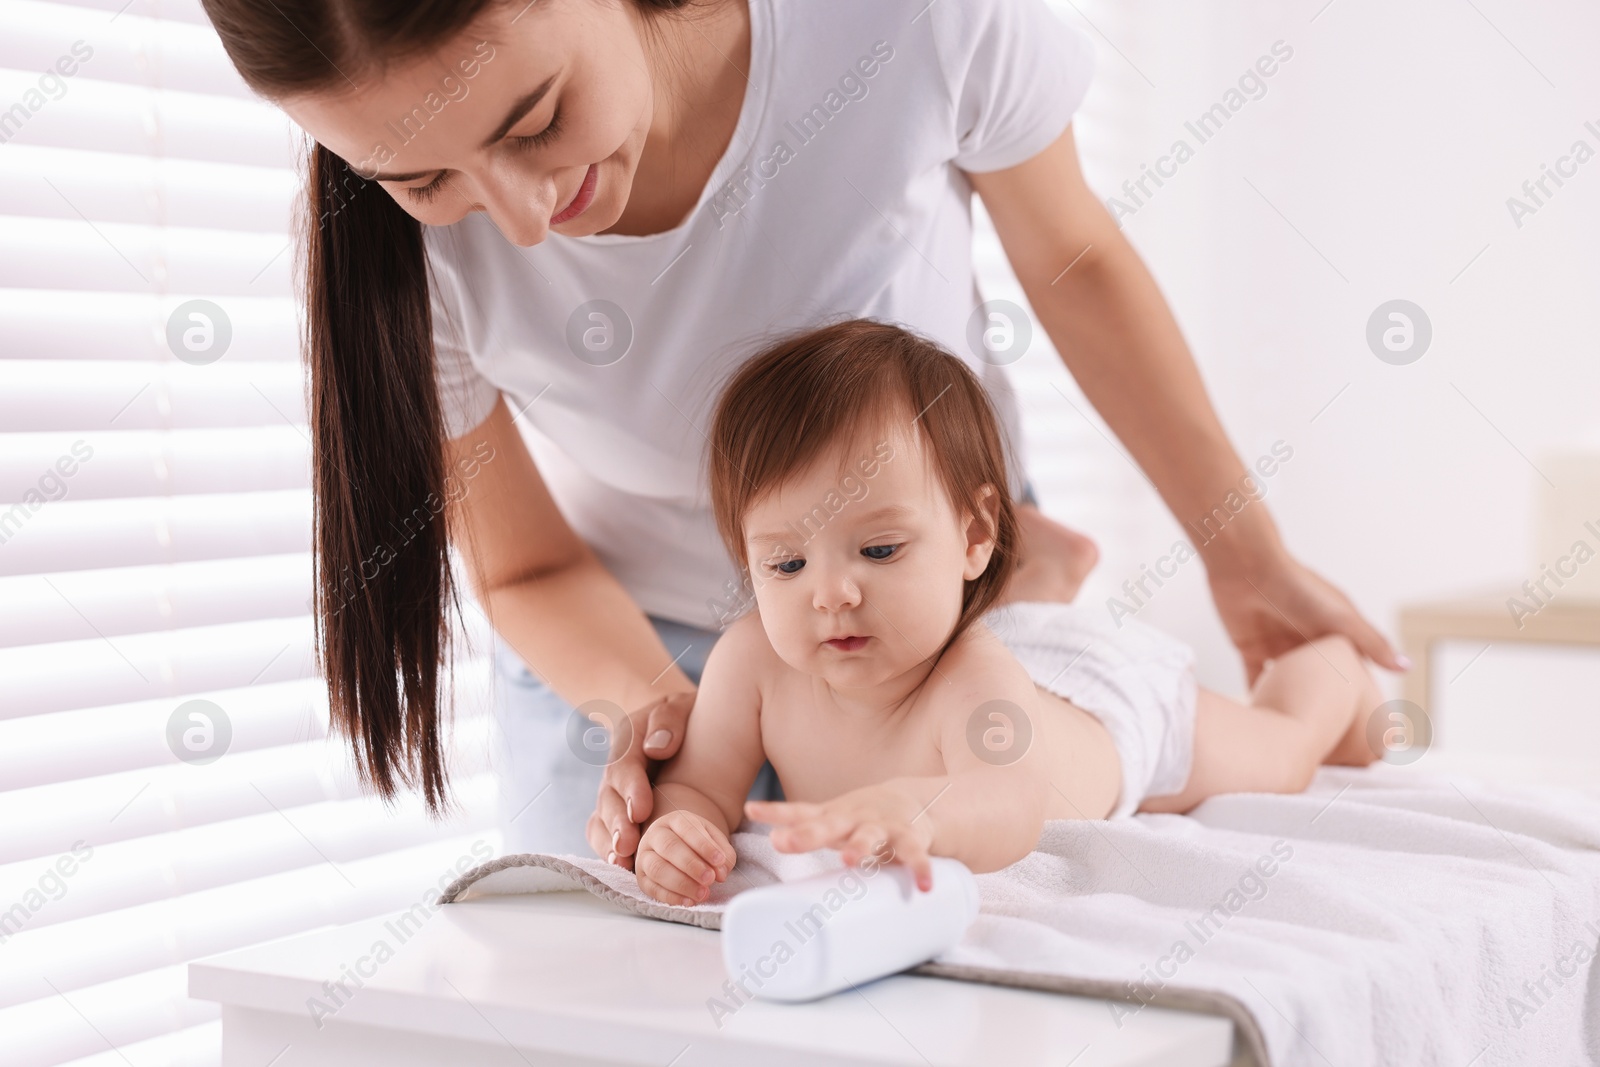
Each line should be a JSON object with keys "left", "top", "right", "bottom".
{"left": 677, "top": 817, "right": 733, "bottom": 882}
{"left": 651, "top": 830, "right": 722, "bottom": 901}
{"left": 748, "top": 800, "right": 834, "bottom": 852}
{"left": 637, "top": 842, "right": 710, "bottom": 906}
{"left": 745, "top": 800, "right": 819, "bottom": 825}
{"left": 773, "top": 812, "right": 859, "bottom": 853}
{"left": 637, "top": 865, "right": 699, "bottom": 907}
{"left": 892, "top": 830, "right": 934, "bottom": 892}
{"left": 840, "top": 823, "right": 890, "bottom": 869}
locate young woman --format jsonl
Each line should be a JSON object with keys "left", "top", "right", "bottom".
{"left": 200, "top": 0, "right": 1402, "bottom": 867}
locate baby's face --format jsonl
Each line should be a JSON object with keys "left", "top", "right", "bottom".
{"left": 741, "top": 419, "right": 996, "bottom": 690}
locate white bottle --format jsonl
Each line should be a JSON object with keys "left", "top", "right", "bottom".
{"left": 720, "top": 857, "right": 980, "bottom": 1003}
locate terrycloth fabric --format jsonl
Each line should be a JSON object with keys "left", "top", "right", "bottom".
{"left": 982, "top": 600, "right": 1198, "bottom": 817}
{"left": 441, "top": 766, "right": 1600, "bottom": 1067}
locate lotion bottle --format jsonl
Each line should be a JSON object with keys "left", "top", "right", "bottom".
{"left": 720, "top": 857, "right": 980, "bottom": 1002}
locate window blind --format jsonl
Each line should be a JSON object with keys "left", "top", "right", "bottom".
{"left": 0, "top": 2, "right": 499, "bottom": 1065}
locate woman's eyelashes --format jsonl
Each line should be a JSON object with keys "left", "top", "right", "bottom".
{"left": 510, "top": 106, "right": 563, "bottom": 151}
{"left": 404, "top": 106, "right": 564, "bottom": 204}
{"left": 408, "top": 172, "right": 450, "bottom": 204}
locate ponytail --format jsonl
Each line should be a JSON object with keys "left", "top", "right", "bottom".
{"left": 304, "top": 143, "right": 457, "bottom": 815}
{"left": 201, "top": 0, "right": 699, "bottom": 817}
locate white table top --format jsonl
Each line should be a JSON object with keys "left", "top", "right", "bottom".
{"left": 190, "top": 890, "right": 1235, "bottom": 1067}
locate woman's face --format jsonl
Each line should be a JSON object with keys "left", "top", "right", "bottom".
{"left": 279, "top": 0, "right": 656, "bottom": 246}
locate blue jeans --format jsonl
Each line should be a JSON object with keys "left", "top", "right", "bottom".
{"left": 492, "top": 615, "right": 783, "bottom": 856}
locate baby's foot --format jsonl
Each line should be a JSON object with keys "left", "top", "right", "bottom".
{"left": 1324, "top": 664, "right": 1385, "bottom": 767}
{"left": 1324, "top": 709, "right": 1380, "bottom": 766}
{"left": 1002, "top": 505, "right": 1100, "bottom": 604}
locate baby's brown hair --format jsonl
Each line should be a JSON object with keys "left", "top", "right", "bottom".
{"left": 708, "top": 318, "right": 1019, "bottom": 645}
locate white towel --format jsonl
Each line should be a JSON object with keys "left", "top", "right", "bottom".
{"left": 440, "top": 765, "right": 1600, "bottom": 1067}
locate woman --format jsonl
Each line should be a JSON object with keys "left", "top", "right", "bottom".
{"left": 201, "top": 0, "right": 1402, "bottom": 867}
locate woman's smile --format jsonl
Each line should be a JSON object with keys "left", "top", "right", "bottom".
{"left": 552, "top": 162, "right": 600, "bottom": 225}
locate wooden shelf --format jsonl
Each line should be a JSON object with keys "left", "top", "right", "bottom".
{"left": 1397, "top": 590, "right": 1600, "bottom": 708}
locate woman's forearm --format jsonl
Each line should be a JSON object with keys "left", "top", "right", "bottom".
{"left": 484, "top": 553, "right": 695, "bottom": 713}
{"left": 1028, "top": 239, "right": 1284, "bottom": 572}
{"left": 447, "top": 399, "right": 695, "bottom": 714}
{"left": 973, "top": 129, "right": 1287, "bottom": 576}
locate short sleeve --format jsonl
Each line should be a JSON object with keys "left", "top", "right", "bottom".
{"left": 425, "top": 230, "right": 500, "bottom": 439}
{"left": 932, "top": 0, "right": 1096, "bottom": 173}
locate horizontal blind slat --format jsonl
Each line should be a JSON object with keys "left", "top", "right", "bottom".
{"left": 0, "top": 832, "right": 502, "bottom": 1009}
{"left": 0, "top": 0, "right": 256, "bottom": 99}
{"left": 0, "top": 767, "right": 500, "bottom": 935}
{"left": 0, "top": 215, "right": 292, "bottom": 295}
{"left": 0, "top": 489, "right": 312, "bottom": 576}
{"left": 0, "top": 143, "right": 295, "bottom": 231}
{"left": 42, "top": 0, "right": 211, "bottom": 28}
{"left": 0, "top": 676, "right": 329, "bottom": 789}
{"left": 0, "top": 965, "right": 214, "bottom": 1067}
{"left": 0, "top": 717, "right": 496, "bottom": 867}
{"left": 0, "top": 290, "right": 298, "bottom": 363}
{"left": 0, "top": 359, "right": 306, "bottom": 433}
{"left": 1, "top": 427, "right": 309, "bottom": 502}
{"left": 0, "top": 657, "right": 493, "bottom": 790}
{"left": 0, "top": 554, "right": 311, "bottom": 649}
{"left": 0, "top": 615, "right": 317, "bottom": 719}
{"left": 50, "top": 1020, "right": 221, "bottom": 1067}
{"left": 0, "top": 71, "right": 296, "bottom": 168}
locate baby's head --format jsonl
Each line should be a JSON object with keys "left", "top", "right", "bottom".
{"left": 709, "top": 319, "right": 1018, "bottom": 688}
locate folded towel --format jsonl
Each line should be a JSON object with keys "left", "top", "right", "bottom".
{"left": 440, "top": 766, "right": 1600, "bottom": 1067}
{"left": 437, "top": 816, "right": 819, "bottom": 927}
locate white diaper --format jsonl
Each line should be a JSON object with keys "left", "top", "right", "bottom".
{"left": 980, "top": 600, "right": 1197, "bottom": 818}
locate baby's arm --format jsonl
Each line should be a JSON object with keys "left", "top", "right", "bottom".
{"left": 635, "top": 612, "right": 769, "bottom": 905}
{"left": 749, "top": 627, "right": 1051, "bottom": 888}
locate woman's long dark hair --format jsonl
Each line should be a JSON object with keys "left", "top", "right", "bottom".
{"left": 200, "top": 0, "right": 692, "bottom": 815}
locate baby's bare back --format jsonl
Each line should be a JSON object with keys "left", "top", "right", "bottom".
{"left": 752, "top": 621, "right": 1122, "bottom": 821}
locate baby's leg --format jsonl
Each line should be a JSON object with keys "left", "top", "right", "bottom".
{"left": 1139, "top": 635, "right": 1381, "bottom": 814}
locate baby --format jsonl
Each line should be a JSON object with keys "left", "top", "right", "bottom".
{"left": 635, "top": 319, "right": 1380, "bottom": 905}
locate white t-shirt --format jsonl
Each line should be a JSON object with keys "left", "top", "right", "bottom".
{"left": 426, "top": 0, "right": 1094, "bottom": 631}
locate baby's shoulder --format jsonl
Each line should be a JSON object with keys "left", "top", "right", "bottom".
{"left": 718, "top": 609, "right": 774, "bottom": 654}
{"left": 707, "top": 610, "right": 788, "bottom": 685}
{"left": 925, "top": 621, "right": 1038, "bottom": 715}
{"left": 919, "top": 624, "right": 1044, "bottom": 771}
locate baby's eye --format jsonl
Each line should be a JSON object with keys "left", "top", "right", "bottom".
{"left": 861, "top": 543, "right": 900, "bottom": 561}
{"left": 772, "top": 558, "right": 805, "bottom": 575}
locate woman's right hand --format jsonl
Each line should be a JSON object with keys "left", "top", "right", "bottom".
{"left": 586, "top": 690, "right": 696, "bottom": 870}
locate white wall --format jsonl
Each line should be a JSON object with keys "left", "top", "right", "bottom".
{"left": 996, "top": 0, "right": 1600, "bottom": 772}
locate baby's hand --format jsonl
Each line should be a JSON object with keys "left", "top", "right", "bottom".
{"left": 635, "top": 810, "right": 734, "bottom": 906}
{"left": 746, "top": 792, "right": 935, "bottom": 891}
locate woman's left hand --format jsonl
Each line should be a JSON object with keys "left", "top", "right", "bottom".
{"left": 746, "top": 792, "right": 935, "bottom": 890}
{"left": 1208, "top": 550, "right": 1406, "bottom": 686}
